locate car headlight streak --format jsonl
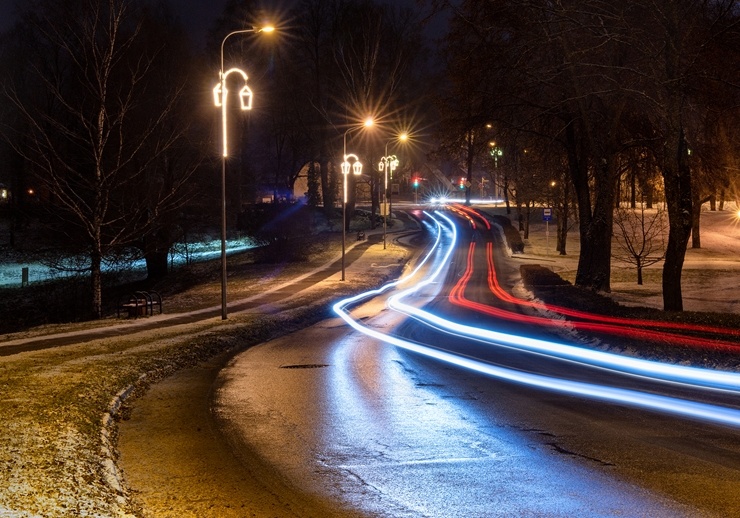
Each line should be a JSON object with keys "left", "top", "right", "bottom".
{"left": 333, "top": 211, "right": 740, "bottom": 428}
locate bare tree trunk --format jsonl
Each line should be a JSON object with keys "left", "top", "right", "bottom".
{"left": 556, "top": 177, "right": 570, "bottom": 255}
{"left": 370, "top": 174, "right": 378, "bottom": 230}
{"left": 691, "top": 189, "right": 701, "bottom": 249}
{"left": 465, "top": 130, "right": 474, "bottom": 206}
{"left": 503, "top": 175, "right": 511, "bottom": 214}
{"left": 321, "top": 158, "right": 334, "bottom": 221}
{"left": 662, "top": 127, "right": 692, "bottom": 311}
{"left": 568, "top": 122, "right": 616, "bottom": 293}
{"left": 91, "top": 241, "right": 102, "bottom": 320}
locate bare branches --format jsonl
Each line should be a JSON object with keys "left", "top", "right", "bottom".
{"left": 614, "top": 204, "right": 667, "bottom": 284}
{"left": 2, "top": 0, "right": 198, "bottom": 317}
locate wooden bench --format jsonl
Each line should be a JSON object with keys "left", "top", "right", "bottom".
{"left": 117, "top": 291, "right": 163, "bottom": 318}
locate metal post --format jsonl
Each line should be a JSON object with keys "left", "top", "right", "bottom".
{"left": 382, "top": 155, "right": 388, "bottom": 250}
{"left": 342, "top": 130, "right": 348, "bottom": 281}
{"left": 216, "top": 26, "right": 272, "bottom": 319}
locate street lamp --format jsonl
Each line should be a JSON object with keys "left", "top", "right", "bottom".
{"left": 214, "top": 25, "right": 274, "bottom": 320}
{"left": 341, "top": 118, "right": 373, "bottom": 281}
{"left": 379, "top": 133, "right": 407, "bottom": 249}
{"left": 378, "top": 154, "right": 398, "bottom": 249}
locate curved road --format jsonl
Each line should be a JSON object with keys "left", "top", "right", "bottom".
{"left": 120, "top": 208, "right": 740, "bottom": 517}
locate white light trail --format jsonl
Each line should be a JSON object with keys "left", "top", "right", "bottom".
{"left": 333, "top": 212, "right": 740, "bottom": 427}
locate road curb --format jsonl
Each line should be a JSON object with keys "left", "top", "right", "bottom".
{"left": 100, "top": 374, "right": 146, "bottom": 516}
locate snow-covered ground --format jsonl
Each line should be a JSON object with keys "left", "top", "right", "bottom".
{"left": 4, "top": 204, "right": 738, "bottom": 315}
{"left": 0, "top": 237, "right": 258, "bottom": 288}
{"left": 506, "top": 203, "right": 740, "bottom": 314}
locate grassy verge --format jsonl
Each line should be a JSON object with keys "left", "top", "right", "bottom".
{"left": 0, "top": 235, "right": 410, "bottom": 517}
{"left": 521, "top": 264, "right": 740, "bottom": 370}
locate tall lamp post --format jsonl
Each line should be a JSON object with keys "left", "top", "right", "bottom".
{"left": 379, "top": 133, "right": 407, "bottom": 249}
{"left": 341, "top": 118, "right": 373, "bottom": 281}
{"left": 378, "top": 154, "right": 397, "bottom": 249}
{"left": 214, "top": 25, "right": 274, "bottom": 320}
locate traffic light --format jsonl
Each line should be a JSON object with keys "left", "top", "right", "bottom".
{"left": 413, "top": 177, "right": 419, "bottom": 188}
{"left": 458, "top": 178, "right": 465, "bottom": 190}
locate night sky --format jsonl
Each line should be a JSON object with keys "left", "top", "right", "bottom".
{"left": 0, "top": 0, "right": 231, "bottom": 45}
{"left": 0, "top": 0, "right": 434, "bottom": 46}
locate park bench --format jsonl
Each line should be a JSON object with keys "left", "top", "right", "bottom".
{"left": 117, "top": 290, "right": 163, "bottom": 318}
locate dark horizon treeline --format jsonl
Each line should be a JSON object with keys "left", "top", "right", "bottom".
{"left": 0, "top": 0, "right": 737, "bottom": 320}
{"left": 435, "top": 0, "right": 740, "bottom": 311}
{"left": 0, "top": 0, "right": 433, "bottom": 319}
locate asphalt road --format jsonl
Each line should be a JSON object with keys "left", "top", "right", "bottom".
{"left": 119, "top": 209, "right": 740, "bottom": 517}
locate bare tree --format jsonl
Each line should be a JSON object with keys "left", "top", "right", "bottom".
{"left": 613, "top": 204, "right": 667, "bottom": 285}
{"left": 631, "top": 0, "right": 739, "bottom": 310}
{"left": 436, "top": 0, "right": 739, "bottom": 309}
{"left": 3, "top": 0, "right": 194, "bottom": 318}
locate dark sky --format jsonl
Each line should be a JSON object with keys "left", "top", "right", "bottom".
{"left": 0, "top": 0, "right": 230, "bottom": 44}
{"left": 179, "top": 0, "right": 230, "bottom": 44}
{"left": 0, "top": 0, "right": 18, "bottom": 34}
{"left": 1, "top": 0, "right": 438, "bottom": 45}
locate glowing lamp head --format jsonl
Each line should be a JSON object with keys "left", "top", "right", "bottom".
{"left": 213, "top": 83, "right": 223, "bottom": 107}
{"left": 364, "top": 117, "right": 374, "bottom": 128}
{"left": 238, "top": 84, "right": 253, "bottom": 110}
{"left": 353, "top": 160, "right": 363, "bottom": 175}
{"left": 259, "top": 25, "right": 275, "bottom": 33}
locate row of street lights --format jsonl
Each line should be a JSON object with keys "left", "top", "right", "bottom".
{"left": 341, "top": 124, "right": 410, "bottom": 279}
{"left": 214, "top": 24, "right": 410, "bottom": 314}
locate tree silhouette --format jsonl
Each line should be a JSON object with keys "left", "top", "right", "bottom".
{"left": 3, "top": 0, "right": 196, "bottom": 318}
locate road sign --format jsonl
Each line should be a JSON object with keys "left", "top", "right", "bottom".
{"left": 543, "top": 208, "right": 552, "bottom": 221}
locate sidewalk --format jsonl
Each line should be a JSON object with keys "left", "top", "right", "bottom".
{"left": 0, "top": 216, "right": 422, "bottom": 355}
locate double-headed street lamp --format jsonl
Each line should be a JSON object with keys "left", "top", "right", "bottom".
{"left": 341, "top": 118, "right": 373, "bottom": 281}
{"left": 378, "top": 154, "right": 398, "bottom": 249}
{"left": 214, "top": 25, "right": 274, "bottom": 320}
{"left": 378, "top": 133, "right": 408, "bottom": 249}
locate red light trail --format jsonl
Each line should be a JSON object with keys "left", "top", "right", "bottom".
{"left": 449, "top": 204, "right": 740, "bottom": 352}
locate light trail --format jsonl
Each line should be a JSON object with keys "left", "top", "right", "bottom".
{"left": 448, "top": 240, "right": 739, "bottom": 352}
{"left": 333, "top": 211, "right": 740, "bottom": 427}
{"left": 454, "top": 203, "right": 740, "bottom": 339}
